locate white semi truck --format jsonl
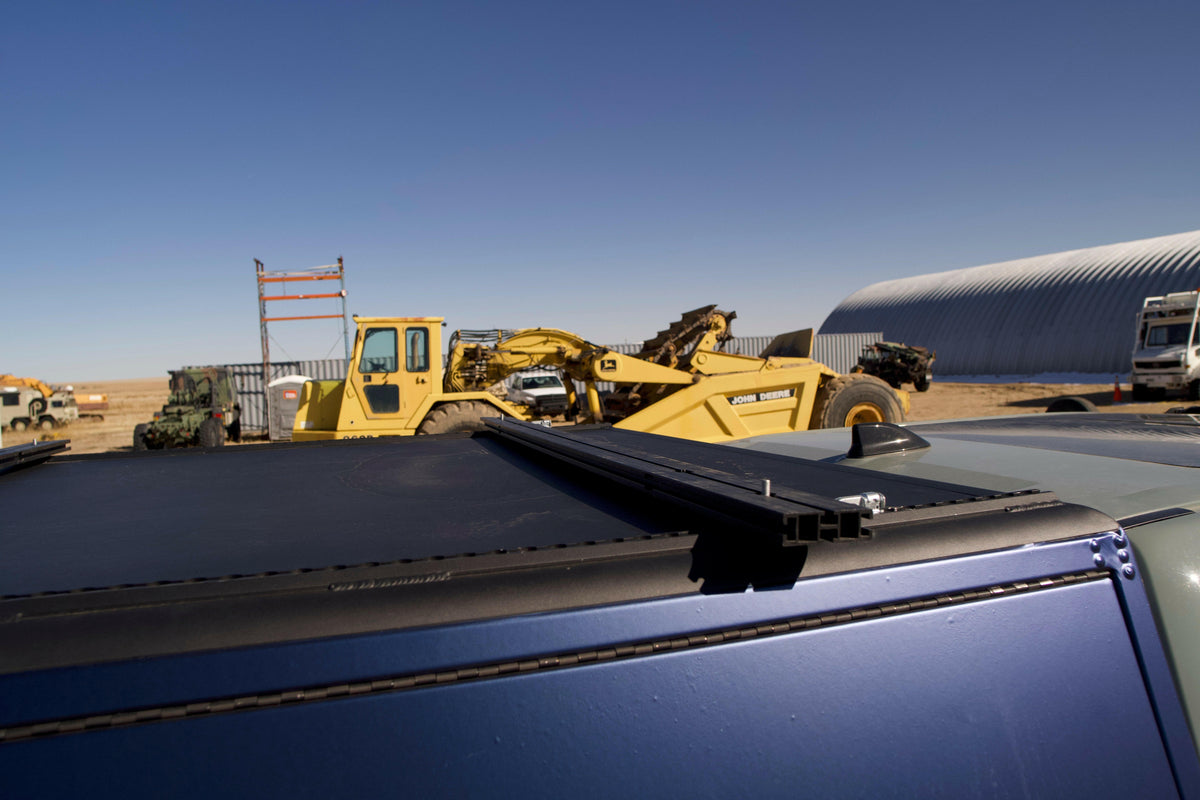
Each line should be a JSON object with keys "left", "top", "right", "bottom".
{"left": 1131, "top": 290, "right": 1200, "bottom": 401}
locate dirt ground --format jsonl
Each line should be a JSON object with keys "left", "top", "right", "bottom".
{"left": 1, "top": 377, "right": 1191, "bottom": 456}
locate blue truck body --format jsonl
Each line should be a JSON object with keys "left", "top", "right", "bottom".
{"left": 1, "top": 417, "right": 1198, "bottom": 797}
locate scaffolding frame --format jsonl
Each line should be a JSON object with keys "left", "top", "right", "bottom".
{"left": 254, "top": 257, "right": 351, "bottom": 428}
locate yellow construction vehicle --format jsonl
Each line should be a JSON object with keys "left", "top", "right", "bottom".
{"left": 293, "top": 306, "right": 909, "bottom": 443}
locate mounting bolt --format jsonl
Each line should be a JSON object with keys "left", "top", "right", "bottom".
{"left": 1114, "top": 532, "right": 1128, "bottom": 548}
{"left": 1118, "top": 549, "right": 1130, "bottom": 563}
{"left": 1093, "top": 554, "right": 1105, "bottom": 567}
{"left": 1089, "top": 539, "right": 1101, "bottom": 552}
{"left": 762, "top": 479, "right": 772, "bottom": 497}
{"left": 1122, "top": 564, "right": 1136, "bottom": 579}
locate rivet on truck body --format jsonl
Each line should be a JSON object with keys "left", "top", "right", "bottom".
{"left": 1122, "top": 565, "right": 1136, "bottom": 579}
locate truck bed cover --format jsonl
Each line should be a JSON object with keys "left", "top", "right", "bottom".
{"left": 1, "top": 421, "right": 1196, "bottom": 798}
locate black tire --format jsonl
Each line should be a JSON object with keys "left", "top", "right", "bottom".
{"left": 10, "top": 418, "right": 28, "bottom": 433}
{"left": 37, "top": 416, "right": 56, "bottom": 431}
{"left": 28, "top": 398, "right": 47, "bottom": 417}
{"left": 1131, "top": 383, "right": 1150, "bottom": 402}
{"left": 1166, "top": 405, "right": 1200, "bottom": 414}
{"left": 198, "top": 416, "right": 225, "bottom": 447}
{"left": 133, "top": 423, "right": 149, "bottom": 451}
{"left": 1045, "top": 396, "right": 1097, "bottom": 413}
{"left": 227, "top": 419, "right": 242, "bottom": 442}
{"left": 913, "top": 372, "right": 931, "bottom": 392}
{"left": 1189, "top": 380, "right": 1200, "bottom": 402}
{"left": 416, "top": 400, "right": 501, "bottom": 434}
{"left": 812, "top": 374, "right": 906, "bottom": 429}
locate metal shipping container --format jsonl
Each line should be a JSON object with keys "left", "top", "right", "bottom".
{"left": 224, "top": 360, "right": 347, "bottom": 434}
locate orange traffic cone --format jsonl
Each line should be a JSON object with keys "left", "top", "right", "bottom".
{"left": 1113, "top": 377, "right": 1122, "bottom": 403}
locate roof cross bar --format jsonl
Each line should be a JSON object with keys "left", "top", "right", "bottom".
{"left": 0, "top": 440, "right": 69, "bottom": 477}
{"left": 484, "top": 419, "right": 869, "bottom": 545}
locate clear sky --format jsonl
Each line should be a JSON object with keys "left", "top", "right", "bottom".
{"left": 6, "top": 1, "right": 1200, "bottom": 381}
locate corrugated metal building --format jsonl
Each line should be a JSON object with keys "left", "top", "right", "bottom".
{"left": 819, "top": 229, "right": 1200, "bottom": 375}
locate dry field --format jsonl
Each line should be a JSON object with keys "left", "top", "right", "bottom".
{"left": 1, "top": 377, "right": 1190, "bottom": 456}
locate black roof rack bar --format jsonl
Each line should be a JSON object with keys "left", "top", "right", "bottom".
{"left": 0, "top": 440, "right": 69, "bottom": 477}
{"left": 484, "top": 419, "right": 868, "bottom": 544}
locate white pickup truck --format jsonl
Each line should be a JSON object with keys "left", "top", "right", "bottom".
{"left": 504, "top": 370, "right": 570, "bottom": 417}
{"left": 1131, "top": 290, "right": 1200, "bottom": 401}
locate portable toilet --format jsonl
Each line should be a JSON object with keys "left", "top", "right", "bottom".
{"left": 267, "top": 375, "right": 311, "bottom": 441}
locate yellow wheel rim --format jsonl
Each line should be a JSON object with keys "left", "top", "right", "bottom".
{"left": 844, "top": 402, "right": 884, "bottom": 426}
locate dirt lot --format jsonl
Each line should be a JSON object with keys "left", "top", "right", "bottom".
{"left": 3, "top": 377, "right": 1193, "bottom": 456}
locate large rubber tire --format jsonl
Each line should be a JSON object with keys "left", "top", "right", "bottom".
{"left": 1189, "top": 380, "right": 1200, "bottom": 402}
{"left": 10, "top": 418, "right": 27, "bottom": 433}
{"left": 416, "top": 401, "right": 500, "bottom": 435}
{"left": 1045, "top": 396, "right": 1097, "bottom": 413}
{"left": 133, "top": 423, "right": 149, "bottom": 451}
{"left": 812, "top": 374, "right": 906, "bottom": 429}
{"left": 37, "top": 416, "right": 56, "bottom": 431}
{"left": 913, "top": 372, "right": 931, "bottom": 392}
{"left": 198, "top": 416, "right": 225, "bottom": 447}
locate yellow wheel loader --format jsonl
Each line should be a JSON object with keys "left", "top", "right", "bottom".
{"left": 292, "top": 306, "right": 908, "bottom": 443}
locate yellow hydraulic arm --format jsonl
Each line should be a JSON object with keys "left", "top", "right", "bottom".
{"left": 0, "top": 375, "right": 55, "bottom": 398}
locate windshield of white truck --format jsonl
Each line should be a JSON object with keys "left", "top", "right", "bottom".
{"left": 520, "top": 376, "right": 562, "bottom": 389}
{"left": 1145, "top": 323, "right": 1194, "bottom": 347}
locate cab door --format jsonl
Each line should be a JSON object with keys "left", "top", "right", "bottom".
{"left": 350, "top": 326, "right": 404, "bottom": 419}
{"left": 401, "top": 325, "right": 435, "bottom": 411}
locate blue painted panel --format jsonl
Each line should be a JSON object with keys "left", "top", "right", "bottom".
{"left": 2, "top": 580, "right": 1179, "bottom": 798}
{"left": 0, "top": 537, "right": 1109, "bottom": 728}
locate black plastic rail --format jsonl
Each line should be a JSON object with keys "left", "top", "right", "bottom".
{"left": 0, "top": 440, "right": 68, "bottom": 477}
{"left": 484, "top": 419, "right": 868, "bottom": 544}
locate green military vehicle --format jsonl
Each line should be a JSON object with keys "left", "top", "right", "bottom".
{"left": 133, "top": 367, "right": 241, "bottom": 450}
{"left": 853, "top": 341, "right": 936, "bottom": 392}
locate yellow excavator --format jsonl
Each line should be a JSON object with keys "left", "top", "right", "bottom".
{"left": 292, "top": 306, "right": 908, "bottom": 443}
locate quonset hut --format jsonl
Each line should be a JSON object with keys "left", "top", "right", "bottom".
{"left": 819, "top": 229, "right": 1200, "bottom": 376}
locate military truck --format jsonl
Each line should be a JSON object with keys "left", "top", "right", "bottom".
{"left": 133, "top": 367, "right": 241, "bottom": 450}
{"left": 0, "top": 385, "right": 78, "bottom": 432}
{"left": 852, "top": 340, "right": 935, "bottom": 391}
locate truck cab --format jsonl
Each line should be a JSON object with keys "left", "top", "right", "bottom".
{"left": 351, "top": 319, "right": 441, "bottom": 419}
{"left": 1132, "top": 290, "right": 1200, "bottom": 401}
{"left": 294, "top": 317, "right": 523, "bottom": 440}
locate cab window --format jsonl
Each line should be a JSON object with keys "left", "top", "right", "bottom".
{"left": 360, "top": 328, "right": 398, "bottom": 373}
{"left": 406, "top": 328, "right": 429, "bottom": 372}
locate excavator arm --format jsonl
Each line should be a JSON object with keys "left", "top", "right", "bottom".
{"left": 445, "top": 327, "right": 702, "bottom": 423}
{"left": 0, "top": 375, "right": 55, "bottom": 399}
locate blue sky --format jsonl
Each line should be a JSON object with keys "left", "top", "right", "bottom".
{"left": 6, "top": 1, "right": 1200, "bottom": 381}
